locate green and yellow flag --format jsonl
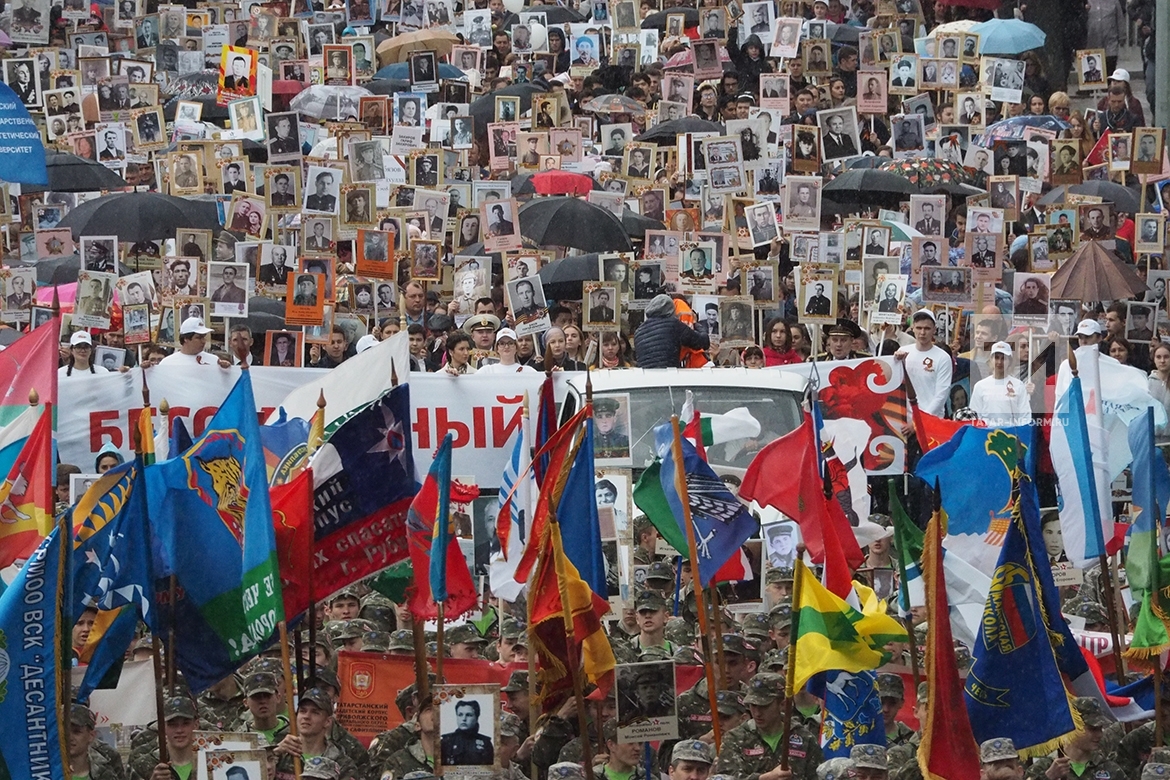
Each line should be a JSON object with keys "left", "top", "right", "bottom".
{"left": 790, "top": 559, "right": 907, "bottom": 693}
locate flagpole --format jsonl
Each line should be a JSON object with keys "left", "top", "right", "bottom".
{"left": 1156, "top": 658, "right": 1165, "bottom": 745}
{"left": 278, "top": 621, "right": 304, "bottom": 779}
{"left": 55, "top": 510, "right": 72, "bottom": 780}
{"left": 669, "top": 414, "right": 722, "bottom": 751}
{"left": 523, "top": 389, "right": 539, "bottom": 780}
{"left": 710, "top": 584, "right": 727, "bottom": 693}
{"left": 436, "top": 601, "right": 445, "bottom": 684}
{"left": 307, "top": 390, "right": 326, "bottom": 687}
{"left": 780, "top": 548, "right": 806, "bottom": 773}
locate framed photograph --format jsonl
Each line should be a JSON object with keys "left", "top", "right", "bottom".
{"left": 909, "top": 194, "right": 945, "bottom": 237}
{"left": 409, "top": 50, "right": 438, "bottom": 91}
{"left": 355, "top": 229, "right": 393, "bottom": 279}
{"left": 1011, "top": 272, "right": 1050, "bottom": 322}
{"left": 115, "top": 270, "right": 154, "bottom": 308}
{"left": 1045, "top": 223, "right": 1076, "bottom": 261}
{"left": 285, "top": 272, "right": 325, "bottom": 326}
{"left": 745, "top": 202, "right": 778, "bottom": 247}
{"left": 303, "top": 165, "right": 341, "bottom": 215}
{"left": 1078, "top": 202, "right": 1114, "bottom": 241}
{"left": 1047, "top": 299, "right": 1081, "bottom": 338}
{"left": 74, "top": 270, "right": 117, "bottom": 329}
{"left": 481, "top": 197, "right": 523, "bottom": 252}
{"left": 988, "top": 175, "right": 1019, "bottom": 221}
{"left": 583, "top": 282, "right": 620, "bottom": 331}
{"left": 341, "top": 184, "right": 376, "bottom": 229}
{"left": 1133, "top": 128, "right": 1165, "bottom": 176}
{"left": 1050, "top": 139, "right": 1082, "bottom": 185}
{"left": 989, "top": 57, "right": 1026, "bottom": 103}
{"left": 266, "top": 111, "right": 302, "bottom": 162}
{"left": 784, "top": 176, "right": 821, "bottom": 232}
{"left": 435, "top": 683, "right": 500, "bottom": 771}
{"left": 264, "top": 329, "right": 303, "bottom": 367}
{"left": 207, "top": 261, "right": 249, "bottom": 318}
{"left": 797, "top": 264, "right": 837, "bottom": 323}
{"left": 594, "top": 393, "right": 633, "bottom": 465}
{"left": 965, "top": 232, "right": 1003, "bottom": 281}
{"left": 791, "top": 126, "right": 821, "bottom": 173}
{"left": 80, "top": 235, "right": 119, "bottom": 273}
{"left": 227, "top": 96, "right": 262, "bottom": 138}
{"left": 227, "top": 194, "right": 267, "bottom": 238}
{"left": 891, "top": 114, "right": 925, "bottom": 156}
{"left": 1126, "top": 301, "right": 1156, "bottom": 344}
{"left": 889, "top": 55, "right": 918, "bottom": 95}
{"left": 857, "top": 70, "right": 887, "bottom": 114}
{"left": 218, "top": 45, "right": 258, "bottom": 102}
{"left": 168, "top": 151, "right": 203, "bottom": 195}
{"left": 863, "top": 226, "right": 890, "bottom": 259}
{"left": 1028, "top": 232, "right": 1054, "bottom": 271}
{"left": 1109, "top": 133, "right": 1132, "bottom": 172}
{"left": 692, "top": 39, "right": 722, "bottom": 79}
{"left": 717, "top": 295, "right": 753, "bottom": 347}
{"left": 70, "top": 473, "right": 100, "bottom": 505}
{"left": 871, "top": 273, "right": 908, "bottom": 326}
{"left": 968, "top": 207, "right": 1005, "bottom": 236}
{"left": 410, "top": 238, "right": 441, "bottom": 281}
{"left": 921, "top": 266, "right": 972, "bottom": 305}
{"left": 123, "top": 303, "right": 151, "bottom": 344}
{"left": 817, "top": 107, "right": 861, "bottom": 161}
{"left": 770, "top": 16, "right": 800, "bottom": 58}
{"left": 1076, "top": 49, "right": 1107, "bottom": 91}
{"left": 743, "top": 263, "right": 777, "bottom": 304}
{"left": 763, "top": 521, "right": 798, "bottom": 572}
{"left": 615, "top": 660, "right": 679, "bottom": 743}
{"left": 1136, "top": 213, "right": 1166, "bottom": 254}
{"left": 265, "top": 166, "right": 301, "bottom": 212}
{"left": 758, "top": 73, "right": 789, "bottom": 113}
{"left": 92, "top": 345, "right": 125, "bottom": 372}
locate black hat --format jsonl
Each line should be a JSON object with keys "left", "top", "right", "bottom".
{"left": 824, "top": 319, "right": 861, "bottom": 339}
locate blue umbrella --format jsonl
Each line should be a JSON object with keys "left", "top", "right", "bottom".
{"left": 976, "top": 114, "right": 1072, "bottom": 146}
{"left": 970, "top": 18, "right": 1046, "bottom": 55}
{"left": 374, "top": 62, "right": 468, "bottom": 80}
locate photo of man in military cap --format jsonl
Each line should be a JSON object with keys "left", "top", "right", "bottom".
{"left": 616, "top": 659, "right": 678, "bottom": 739}
{"left": 594, "top": 395, "right": 631, "bottom": 462}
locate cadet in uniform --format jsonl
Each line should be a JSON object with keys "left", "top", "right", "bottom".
{"left": 304, "top": 756, "right": 344, "bottom": 780}
{"left": 502, "top": 671, "right": 532, "bottom": 744}
{"left": 978, "top": 738, "right": 1022, "bottom": 780}
{"left": 877, "top": 673, "right": 916, "bottom": 746}
{"left": 274, "top": 687, "right": 363, "bottom": 780}
{"left": 1026, "top": 699, "right": 1125, "bottom": 780}
{"left": 198, "top": 673, "right": 246, "bottom": 730}
{"left": 629, "top": 590, "right": 674, "bottom": 657}
{"left": 594, "top": 719, "right": 649, "bottom": 780}
{"left": 231, "top": 671, "right": 289, "bottom": 744}
{"left": 714, "top": 673, "right": 821, "bottom": 780}
{"left": 498, "top": 712, "right": 529, "bottom": 780}
{"left": 633, "top": 516, "right": 660, "bottom": 565}
{"left": 128, "top": 695, "right": 200, "bottom": 780}
{"left": 852, "top": 744, "right": 890, "bottom": 780}
{"left": 668, "top": 740, "right": 715, "bottom": 780}
{"left": 67, "top": 703, "right": 126, "bottom": 780}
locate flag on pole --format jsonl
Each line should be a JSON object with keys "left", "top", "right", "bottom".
{"left": 146, "top": 371, "right": 285, "bottom": 691}
{"left": 0, "top": 316, "right": 59, "bottom": 426}
{"left": 1051, "top": 354, "right": 1110, "bottom": 567}
{"left": 528, "top": 518, "right": 615, "bottom": 713}
{"left": 534, "top": 374, "right": 557, "bottom": 484}
{"left": 0, "top": 406, "right": 55, "bottom": 568}
{"left": 919, "top": 497, "right": 981, "bottom": 780}
{"left": 0, "top": 524, "right": 69, "bottom": 780}
{"left": 556, "top": 413, "right": 607, "bottom": 598}
{"left": 1124, "top": 408, "right": 1170, "bottom": 665}
{"left": 271, "top": 467, "right": 315, "bottom": 619}
{"left": 407, "top": 434, "right": 479, "bottom": 619}
{"left": 818, "top": 670, "right": 884, "bottom": 758}
{"left": 491, "top": 421, "right": 534, "bottom": 602}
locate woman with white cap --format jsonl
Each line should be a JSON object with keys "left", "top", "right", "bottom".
{"left": 477, "top": 328, "right": 537, "bottom": 374}
{"left": 59, "top": 331, "right": 110, "bottom": 377}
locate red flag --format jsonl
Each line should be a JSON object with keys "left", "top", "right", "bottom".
{"left": 919, "top": 505, "right": 981, "bottom": 780}
{"left": 0, "top": 318, "right": 59, "bottom": 415}
{"left": 272, "top": 467, "right": 314, "bottom": 618}
{"left": 741, "top": 414, "right": 863, "bottom": 568}
{"left": 912, "top": 401, "right": 978, "bottom": 452}
{"left": 528, "top": 520, "right": 615, "bottom": 713}
{"left": 0, "top": 406, "right": 55, "bottom": 568}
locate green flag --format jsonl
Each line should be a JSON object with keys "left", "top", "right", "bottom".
{"left": 633, "top": 461, "right": 688, "bottom": 558}
{"left": 890, "top": 482, "right": 924, "bottom": 614}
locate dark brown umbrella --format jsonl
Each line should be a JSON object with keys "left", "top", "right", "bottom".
{"left": 1049, "top": 240, "right": 1148, "bottom": 301}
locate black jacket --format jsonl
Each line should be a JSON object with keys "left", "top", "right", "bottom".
{"left": 633, "top": 299, "right": 710, "bottom": 369}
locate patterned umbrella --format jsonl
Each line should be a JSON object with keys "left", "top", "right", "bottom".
{"left": 878, "top": 157, "right": 974, "bottom": 191}
{"left": 977, "top": 114, "right": 1072, "bottom": 146}
{"left": 581, "top": 94, "right": 647, "bottom": 115}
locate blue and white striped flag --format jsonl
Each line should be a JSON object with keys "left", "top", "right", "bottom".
{"left": 490, "top": 417, "right": 535, "bottom": 601}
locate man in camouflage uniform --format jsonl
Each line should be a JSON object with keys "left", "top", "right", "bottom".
{"left": 851, "top": 744, "right": 889, "bottom": 780}
{"left": 633, "top": 516, "right": 660, "bottom": 565}
{"left": 498, "top": 711, "right": 529, "bottom": 780}
{"left": 1026, "top": 698, "right": 1125, "bottom": 780}
{"left": 533, "top": 689, "right": 617, "bottom": 770}
{"left": 367, "top": 682, "right": 429, "bottom": 780}
{"left": 498, "top": 618, "right": 526, "bottom": 664}
{"left": 888, "top": 682, "right": 926, "bottom": 778}
{"left": 764, "top": 568, "right": 793, "bottom": 606}
{"left": 328, "top": 586, "right": 364, "bottom": 621}
{"left": 877, "top": 673, "right": 915, "bottom": 746}
{"left": 502, "top": 671, "right": 531, "bottom": 744}
{"left": 1118, "top": 718, "right": 1170, "bottom": 780}
{"left": 231, "top": 671, "right": 290, "bottom": 745}
{"left": 677, "top": 683, "right": 750, "bottom": 741}
{"left": 643, "top": 561, "right": 675, "bottom": 596}
{"left": 383, "top": 698, "right": 439, "bottom": 780}
{"left": 129, "top": 695, "right": 200, "bottom": 780}
{"left": 304, "top": 756, "right": 344, "bottom": 780}
{"left": 274, "top": 687, "right": 363, "bottom": 780}
{"left": 198, "top": 673, "right": 246, "bottom": 730}
{"left": 308, "top": 667, "right": 370, "bottom": 777}
{"left": 667, "top": 739, "right": 715, "bottom": 780}
{"left": 446, "top": 623, "right": 488, "bottom": 660}
{"left": 714, "top": 673, "right": 821, "bottom": 780}
{"left": 67, "top": 703, "right": 126, "bottom": 780}
{"left": 630, "top": 590, "right": 674, "bottom": 657}
{"left": 742, "top": 612, "right": 775, "bottom": 654}
{"left": 978, "top": 738, "right": 1023, "bottom": 780}
{"left": 723, "top": 634, "right": 762, "bottom": 687}
{"left": 594, "top": 719, "right": 649, "bottom": 780}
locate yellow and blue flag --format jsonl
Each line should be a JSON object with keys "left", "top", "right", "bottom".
{"left": 557, "top": 416, "right": 606, "bottom": 598}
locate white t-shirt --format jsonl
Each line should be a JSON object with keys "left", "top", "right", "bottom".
{"left": 58, "top": 363, "right": 110, "bottom": 378}
{"left": 896, "top": 343, "right": 952, "bottom": 416}
{"left": 158, "top": 350, "right": 220, "bottom": 367}
{"left": 477, "top": 361, "right": 538, "bottom": 374}
{"left": 969, "top": 374, "right": 1032, "bottom": 427}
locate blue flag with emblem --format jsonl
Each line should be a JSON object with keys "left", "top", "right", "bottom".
{"left": 817, "top": 670, "right": 884, "bottom": 758}
{"left": 146, "top": 372, "right": 284, "bottom": 692}
{"left": 70, "top": 457, "right": 155, "bottom": 699}
{"left": 557, "top": 416, "right": 607, "bottom": 598}
{"left": 653, "top": 421, "right": 759, "bottom": 587}
{"left": 962, "top": 449, "right": 1078, "bottom": 757}
{"left": 0, "top": 523, "right": 69, "bottom": 780}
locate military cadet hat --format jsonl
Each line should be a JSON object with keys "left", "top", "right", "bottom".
{"left": 635, "top": 589, "right": 669, "bottom": 612}
{"left": 446, "top": 623, "right": 487, "bottom": 645}
{"left": 765, "top": 567, "right": 794, "bottom": 585}
{"left": 817, "top": 757, "right": 853, "bottom": 780}
{"left": 672, "top": 740, "right": 715, "bottom": 765}
{"left": 499, "top": 711, "right": 524, "bottom": 738}
{"left": 388, "top": 629, "right": 415, "bottom": 651}
{"left": 1072, "top": 601, "right": 1108, "bottom": 625}
{"left": 463, "top": 313, "right": 501, "bottom": 334}
{"left": 1073, "top": 696, "right": 1112, "bottom": 728}
{"left": 876, "top": 673, "right": 905, "bottom": 700}
{"left": 743, "top": 672, "right": 786, "bottom": 705}
{"left": 361, "top": 631, "right": 390, "bottom": 652}
{"left": 714, "top": 690, "right": 748, "bottom": 716}
{"left": 502, "top": 670, "right": 529, "bottom": 693}
{"left": 633, "top": 515, "right": 653, "bottom": 534}
{"left": 549, "top": 762, "right": 587, "bottom": 780}
{"left": 595, "top": 397, "right": 621, "bottom": 414}
{"left": 770, "top": 601, "right": 793, "bottom": 628}
{"left": 501, "top": 617, "right": 526, "bottom": 639}
{"left": 761, "top": 649, "right": 787, "bottom": 672}
{"left": 335, "top": 619, "right": 367, "bottom": 640}
{"left": 722, "top": 633, "right": 761, "bottom": 662}
{"left": 825, "top": 318, "right": 863, "bottom": 339}
{"left": 742, "top": 612, "right": 773, "bottom": 640}
{"left": 70, "top": 703, "right": 97, "bottom": 728}
{"left": 979, "top": 738, "right": 1018, "bottom": 763}
{"left": 302, "top": 756, "right": 342, "bottom": 780}
{"left": 299, "top": 687, "right": 335, "bottom": 714}
{"left": 1143, "top": 764, "right": 1170, "bottom": 780}
{"left": 243, "top": 671, "right": 278, "bottom": 697}
{"left": 851, "top": 744, "right": 888, "bottom": 770}
{"left": 164, "top": 695, "right": 198, "bottom": 721}
{"left": 330, "top": 585, "right": 362, "bottom": 603}
{"left": 602, "top": 717, "right": 620, "bottom": 743}
{"left": 645, "top": 560, "right": 675, "bottom": 583}
{"left": 309, "top": 667, "right": 341, "bottom": 693}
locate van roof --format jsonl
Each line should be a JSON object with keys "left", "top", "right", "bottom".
{"left": 565, "top": 367, "right": 811, "bottom": 394}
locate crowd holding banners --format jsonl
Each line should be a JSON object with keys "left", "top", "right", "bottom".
{"left": 4, "top": 0, "right": 1170, "bottom": 778}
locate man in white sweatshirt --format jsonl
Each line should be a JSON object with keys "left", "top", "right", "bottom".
{"left": 969, "top": 341, "right": 1032, "bottom": 426}
{"left": 896, "top": 309, "right": 952, "bottom": 416}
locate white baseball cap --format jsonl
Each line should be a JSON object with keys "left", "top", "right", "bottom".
{"left": 69, "top": 330, "right": 92, "bottom": 346}
{"left": 355, "top": 334, "right": 379, "bottom": 353}
{"left": 1108, "top": 68, "right": 1130, "bottom": 83}
{"left": 179, "top": 316, "right": 213, "bottom": 335}
{"left": 912, "top": 308, "right": 936, "bottom": 323}
{"left": 496, "top": 327, "right": 518, "bottom": 344}
{"left": 990, "top": 341, "right": 1012, "bottom": 356}
{"left": 1076, "top": 319, "right": 1104, "bottom": 336}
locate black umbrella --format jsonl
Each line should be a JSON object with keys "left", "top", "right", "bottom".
{"left": 635, "top": 116, "right": 723, "bottom": 145}
{"left": 620, "top": 207, "right": 664, "bottom": 239}
{"left": 58, "top": 192, "right": 222, "bottom": 243}
{"left": 520, "top": 197, "right": 633, "bottom": 252}
{"left": 244, "top": 295, "right": 290, "bottom": 335}
{"left": 500, "top": 7, "right": 585, "bottom": 27}
{"left": 363, "top": 78, "right": 412, "bottom": 96}
{"left": 1038, "top": 181, "right": 1140, "bottom": 214}
{"left": 20, "top": 253, "right": 132, "bottom": 286}
{"left": 21, "top": 151, "right": 129, "bottom": 194}
{"left": 641, "top": 7, "right": 699, "bottom": 29}
{"left": 469, "top": 84, "right": 544, "bottom": 135}
{"left": 823, "top": 168, "right": 917, "bottom": 210}
{"left": 536, "top": 253, "right": 602, "bottom": 300}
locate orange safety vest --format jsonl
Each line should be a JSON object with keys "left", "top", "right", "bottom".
{"left": 673, "top": 298, "right": 709, "bottom": 368}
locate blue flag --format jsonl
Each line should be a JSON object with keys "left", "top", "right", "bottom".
{"left": 817, "top": 670, "right": 885, "bottom": 758}
{"left": 261, "top": 409, "right": 312, "bottom": 485}
{"left": 557, "top": 417, "right": 606, "bottom": 598}
{"left": 71, "top": 457, "right": 155, "bottom": 698}
{"left": 653, "top": 421, "right": 759, "bottom": 587}
{"left": 0, "top": 524, "right": 69, "bottom": 780}
{"left": 146, "top": 372, "right": 284, "bottom": 692}
{"left": 0, "top": 83, "right": 48, "bottom": 186}
{"left": 963, "top": 463, "right": 1078, "bottom": 756}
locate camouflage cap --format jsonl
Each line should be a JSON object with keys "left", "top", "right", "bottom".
{"left": 635, "top": 590, "right": 669, "bottom": 612}
{"left": 672, "top": 739, "right": 715, "bottom": 765}
{"left": 242, "top": 656, "right": 284, "bottom": 678}
{"left": 1073, "top": 696, "right": 1112, "bottom": 728}
{"left": 330, "top": 585, "right": 362, "bottom": 604}
{"left": 602, "top": 717, "right": 620, "bottom": 743}
{"left": 817, "top": 757, "right": 853, "bottom": 780}
{"left": 761, "top": 649, "right": 787, "bottom": 672}
{"left": 163, "top": 695, "right": 198, "bottom": 721}
{"left": 302, "top": 755, "right": 342, "bottom": 780}
{"left": 499, "top": 711, "right": 524, "bottom": 738}
{"left": 646, "top": 560, "right": 675, "bottom": 583}
{"left": 361, "top": 591, "right": 394, "bottom": 609}
{"left": 979, "top": 738, "right": 1018, "bottom": 764}
{"left": 633, "top": 515, "right": 653, "bottom": 535}
{"left": 770, "top": 601, "right": 793, "bottom": 628}
{"left": 850, "top": 744, "right": 888, "bottom": 770}
{"left": 665, "top": 617, "right": 696, "bottom": 647}
{"left": 714, "top": 689, "right": 748, "bottom": 716}
{"left": 308, "top": 667, "right": 340, "bottom": 693}
{"left": 243, "top": 671, "right": 278, "bottom": 697}
{"left": 876, "top": 673, "right": 904, "bottom": 701}
{"left": 722, "top": 633, "right": 761, "bottom": 662}
{"left": 742, "top": 612, "right": 773, "bottom": 640}
{"left": 1143, "top": 765, "right": 1170, "bottom": 780}
{"left": 765, "top": 567, "right": 794, "bottom": 585}
{"left": 335, "top": 619, "right": 366, "bottom": 640}
{"left": 549, "top": 762, "right": 587, "bottom": 780}
{"left": 388, "top": 629, "right": 415, "bottom": 651}
{"left": 501, "top": 617, "right": 526, "bottom": 640}
{"left": 446, "top": 624, "right": 487, "bottom": 645}
{"left": 1072, "top": 601, "right": 1108, "bottom": 625}
{"left": 299, "top": 687, "right": 334, "bottom": 715}
{"left": 1154, "top": 751, "right": 1170, "bottom": 765}
{"left": 70, "top": 703, "right": 97, "bottom": 728}
{"left": 361, "top": 630, "right": 390, "bottom": 652}
{"left": 502, "top": 670, "right": 529, "bottom": 693}
{"left": 743, "top": 673, "right": 785, "bottom": 705}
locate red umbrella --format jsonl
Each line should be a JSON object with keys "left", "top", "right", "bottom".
{"left": 531, "top": 171, "right": 596, "bottom": 196}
